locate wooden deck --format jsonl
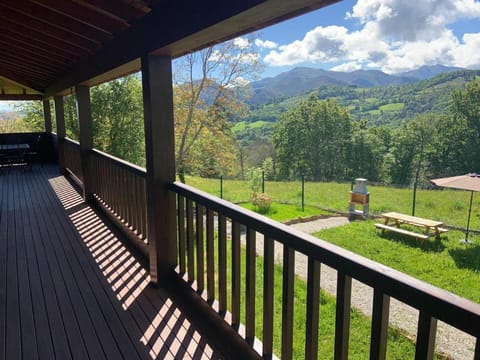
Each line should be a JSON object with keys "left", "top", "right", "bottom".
{"left": 0, "top": 164, "right": 222, "bottom": 359}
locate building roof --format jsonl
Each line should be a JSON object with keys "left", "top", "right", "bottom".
{"left": 0, "top": 0, "right": 338, "bottom": 98}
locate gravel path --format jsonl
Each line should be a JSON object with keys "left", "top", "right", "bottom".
{"left": 247, "top": 217, "right": 476, "bottom": 359}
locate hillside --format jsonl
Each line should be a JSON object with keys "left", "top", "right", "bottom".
{"left": 247, "top": 65, "right": 463, "bottom": 106}
{"left": 245, "top": 68, "right": 480, "bottom": 127}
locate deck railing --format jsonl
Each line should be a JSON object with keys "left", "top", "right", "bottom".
{"left": 63, "top": 138, "right": 82, "bottom": 182}
{"left": 90, "top": 149, "right": 148, "bottom": 250}
{"left": 169, "top": 181, "right": 480, "bottom": 360}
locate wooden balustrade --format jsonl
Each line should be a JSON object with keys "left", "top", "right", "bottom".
{"left": 169, "top": 181, "right": 480, "bottom": 359}
{"left": 63, "top": 138, "right": 83, "bottom": 182}
{"left": 90, "top": 149, "right": 148, "bottom": 252}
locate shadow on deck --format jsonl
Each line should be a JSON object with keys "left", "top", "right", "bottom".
{"left": 0, "top": 164, "right": 223, "bottom": 359}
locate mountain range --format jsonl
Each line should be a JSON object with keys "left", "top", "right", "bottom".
{"left": 248, "top": 65, "right": 465, "bottom": 105}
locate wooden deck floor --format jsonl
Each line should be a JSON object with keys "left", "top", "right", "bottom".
{"left": 0, "top": 164, "right": 222, "bottom": 359}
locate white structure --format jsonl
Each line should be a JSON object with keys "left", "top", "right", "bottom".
{"left": 349, "top": 178, "right": 369, "bottom": 219}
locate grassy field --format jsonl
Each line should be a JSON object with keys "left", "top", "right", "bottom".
{"left": 221, "top": 238, "right": 424, "bottom": 359}
{"left": 185, "top": 176, "right": 480, "bottom": 231}
{"left": 316, "top": 221, "right": 480, "bottom": 303}
{"left": 186, "top": 175, "right": 478, "bottom": 357}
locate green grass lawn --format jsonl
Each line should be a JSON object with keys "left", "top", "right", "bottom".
{"left": 379, "top": 102, "right": 405, "bottom": 112}
{"left": 240, "top": 201, "right": 329, "bottom": 222}
{"left": 185, "top": 176, "right": 480, "bottom": 231}
{"left": 315, "top": 220, "right": 480, "bottom": 303}
{"left": 218, "top": 237, "right": 423, "bottom": 359}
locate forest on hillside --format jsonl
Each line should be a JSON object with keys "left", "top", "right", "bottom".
{"left": 3, "top": 42, "right": 480, "bottom": 189}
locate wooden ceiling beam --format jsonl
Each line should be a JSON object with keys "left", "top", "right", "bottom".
{"left": 0, "top": 38, "right": 76, "bottom": 64}
{"left": 0, "top": 24, "right": 90, "bottom": 57}
{"left": 0, "top": 40, "right": 71, "bottom": 67}
{"left": 0, "top": 52, "right": 68, "bottom": 75}
{"left": 0, "top": 0, "right": 113, "bottom": 42}
{"left": 0, "top": 28, "right": 87, "bottom": 59}
{"left": 0, "top": 68, "right": 46, "bottom": 92}
{"left": 0, "top": 15, "right": 96, "bottom": 54}
{"left": 75, "top": 0, "right": 149, "bottom": 23}
{"left": 31, "top": 0, "right": 129, "bottom": 34}
{"left": 0, "top": 60, "right": 52, "bottom": 82}
{"left": 0, "top": 11, "right": 100, "bottom": 50}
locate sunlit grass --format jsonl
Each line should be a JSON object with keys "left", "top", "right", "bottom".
{"left": 214, "top": 238, "right": 422, "bottom": 359}
{"left": 316, "top": 220, "right": 480, "bottom": 303}
{"left": 185, "top": 176, "right": 480, "bottom": 230}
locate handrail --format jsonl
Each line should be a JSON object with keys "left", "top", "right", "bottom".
{"left": 63, "top": 138, "right": 82, "bottom": 182}
{"left": 169, "top": 181, "right": 480, "bottom": 350}
{"left": 64, "top": 137, "right": 80, "bottom": 146}
{"left": 90, "top": 149, "right": 148, "bottom": 247}
{"left": 91, "top": 148, "right": 146, "bottom": 177}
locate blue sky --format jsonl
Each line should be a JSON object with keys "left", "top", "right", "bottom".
{"left": 253, "top": 0, "right": 480, "bottom": 78}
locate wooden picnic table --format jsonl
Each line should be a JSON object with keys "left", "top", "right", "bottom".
{"left": 375, "top": 212, "right": 447, "bottom": 241}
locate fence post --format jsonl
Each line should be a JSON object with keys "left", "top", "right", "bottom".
{"left": 262, "top": 170, "right": 265, "bottom": 193}
{"left": 220, "top": 176, "right": 223, "bottom": 199}
{"left": 302, "top": 175, "right": 305, "bottom": 212}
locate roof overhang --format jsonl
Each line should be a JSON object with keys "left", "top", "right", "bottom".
{"left": 0, "top": 0, "right": 339, "bottom": 99}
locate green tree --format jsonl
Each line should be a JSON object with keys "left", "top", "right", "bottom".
{"left": 426, "top": 114, "right": 474, "bottom": 177}
{"left": 273, "top": 96, "right": 351, "bottom": 181}
{"left": 346, "top": 121, "right": 387, "bottom": 182}
{"left": 14, "top": 101, "right": 45, "bottom": 132}
{"left": 450, "top": 80, "right": 480, "bottom": 170}
{"left": 91, "top": 75, "right": 145, "bottom": 166}
{"left": 173, "top": 35, "right": 262, "bottom": 182}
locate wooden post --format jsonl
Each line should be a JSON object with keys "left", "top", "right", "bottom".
{"left": 141, "top": 54, "right": 177, "bottom": 285}
{"left": 43, "top": 99, "right": 52, "bottom": 133}
{"left": 54, "top": 96, "right": 66, "bottom": 173}
{"left": 75, "top": 85, "right": 94, "bottom": 202}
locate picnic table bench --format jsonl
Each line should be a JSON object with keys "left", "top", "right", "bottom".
{"left": 375, "top": 212, "right": 448, "bottom": 242}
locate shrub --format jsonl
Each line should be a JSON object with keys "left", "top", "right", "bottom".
{"left": 252, "top": 192, "right": 273, "bottom": 214}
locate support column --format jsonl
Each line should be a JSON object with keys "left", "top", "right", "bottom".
{"left": 43, "top": 99, "right": 52, "bottom": 133}
{"left": 75, "top": 85, "right": 94, "bottom": 202}
{"left": 54, "top": 96, "right": 66, "bottom": 173}
{"left": 141, "top": 54, "right": 177, "bottom": 285}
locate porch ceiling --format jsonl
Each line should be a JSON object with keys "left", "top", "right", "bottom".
{"left": 0, "top": 0, "right": 339, "bottom": 99}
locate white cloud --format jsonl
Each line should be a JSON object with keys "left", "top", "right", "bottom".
{"left": 208, "top": 49, "right": 259, "bottom": 64}
{"left": 225, "top": 76, "right": 250, "bottom": 88}
{"left": 330, "top": 61, "right": 362, "bottom": 72}
{"left": 263, "top": 0, "right": 480, "bottom": 73}
{"left": 348, "top": 0, "right": 480, "bottom": 41}
{"left": 254, "top": 39, "right": 278, "bottom": 49}
{"left": 265, "top": 26, "right": 349, "bottom": 66}
{"left": 233, "top": 37, "right": 250, "bottom": 49}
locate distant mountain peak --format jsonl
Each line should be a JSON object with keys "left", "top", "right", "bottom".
{"left": 248, "top": 65, "right": 467, "bottom": 105}
{"left": 397, "top": 64, "right": 463, "bottom": 80}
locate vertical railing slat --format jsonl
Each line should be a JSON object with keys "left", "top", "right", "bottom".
{"left": 334, "top": 272, "right": 352, "bottom": 360}
{"left": 415, "top": 312, "right": 437, "bottom": 360}
{"left": 475, "top": 338, "right": 480, "bottom": 359}
{"left": 206, "top": 209, "right": 215, "bottom": 302}
{"left": 281, "top": 245, "right": 295, "bottom": 360}
{"left": 196, "top": 203, "right": 205, "bottom": 291}
{"left": 218, "top": 214, "right": 227, "bottom": 313}
{"left": 305, "top": 258, "right": 321, "bottom": 360}
{"left": 370, "top": 290, "right": 390, "bottom": 360}
{"left": 231, "top": 221, "right": 241, "bottom": 329}
{"left": 177, "top": 195, "right": 186, "bottom": 274}
{"left": 245, "top": 227, "right": 256, "bottom": 345}
{"left": 186, "top": 198, "right": 195, "bottom": 282}
{"left": 263, "top": 236, "right": 274, "bottom": 359}
{"left": 132, "top": 176, "right": 142, "bottom": 235}
{"left": 141, "top": 178, "right": 147, "bottom": 241}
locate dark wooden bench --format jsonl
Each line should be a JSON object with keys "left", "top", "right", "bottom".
{"left": 375, "top": 223, "right": 429, "bottom": 241}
